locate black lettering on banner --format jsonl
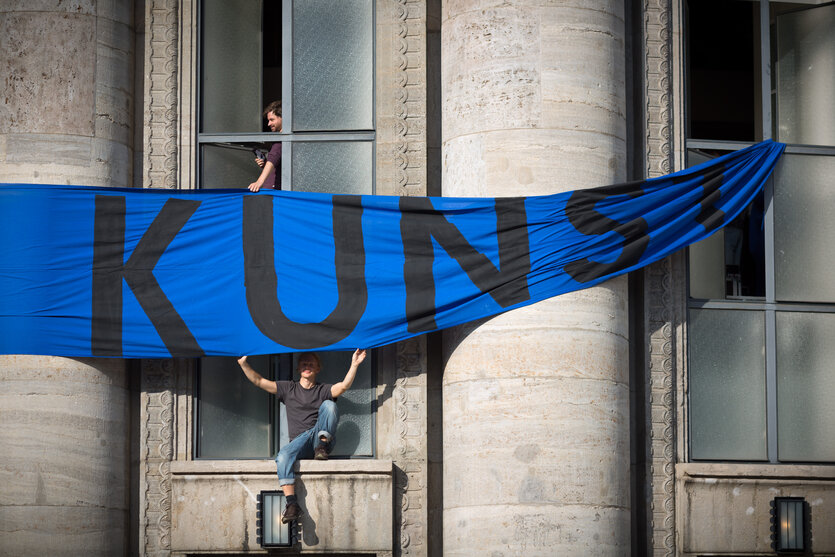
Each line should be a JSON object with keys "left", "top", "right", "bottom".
{"left": 92, "top": 195, "right": 204, "bottom": 357}
{"left": 243, "top": 195, "right": 367, "bottom": 349}
{"left": 691, "top": 163, "right": 726, "bottom": 233}
{"left": 562, "top": 182, "right": 651, "bottom": 284}
{"left": 564, "top": 163, "right": 728, "bottom": 283}
{"left": 400, "top": 196, "right": 531, "bottom": 334}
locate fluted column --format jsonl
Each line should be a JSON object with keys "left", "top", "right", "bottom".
{"left": 0, "top": 2, "right": 135, "bottom": 555}
{"left": 441, "top": 1, "right": 630, "bottom": 554}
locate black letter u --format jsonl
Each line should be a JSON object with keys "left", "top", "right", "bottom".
{"left": 243, "top": 195, "right": 367, "bottom": 349}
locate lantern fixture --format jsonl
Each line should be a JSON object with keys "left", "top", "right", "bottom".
{"left": 256, "top": 490, "right": 294, "bottom": 547}
{"left": 770, "top": 497, "right": 807, "bottom": 554}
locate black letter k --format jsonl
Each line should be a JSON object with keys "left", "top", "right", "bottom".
{"left": 92, "top": 195, "right": 203, "bottom": 357}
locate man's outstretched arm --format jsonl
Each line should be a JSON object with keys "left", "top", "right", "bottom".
{"left": 248, "top": 160, "right": 275, "bottom": 192}
{"left": 331, "top": 349, "right": 367, "bottom": 398}
{"left": 238, "top": 356, "right": 278, "bottom": 394}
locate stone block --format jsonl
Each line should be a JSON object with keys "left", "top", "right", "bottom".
{"left": 444, "top": 129, "right": 626, "bottom": 199}
{"left": 4, "top": 133, "right": 92, "bottom": 166}
{"left": 444, "top": 503, "right": 630, "bottom": 557}
{"left": 0, "top": 12, "right": 95, "bottom": 135}
{"left": 443, "top": 377, "right": 630, "bottom": 508}
{"left": 0, "top": 1, "right": 95, "bottom": 15}
{"left": 678, "top": 463, "right": 835, "bottom": 554}
{"left": 171, "top": 460, "right": 393, "bottom": 553}
{"left": 0, "top": 505, "right": 127, "bottom": 557}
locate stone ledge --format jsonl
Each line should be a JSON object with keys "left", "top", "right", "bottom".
{"left": 171, "top": 459, "right": 394, "bottom": 552}
{"left": 678, "top": 462, "right": 835, "bottom": 480}
{"left": 171, "top": 458, "right": 393, "bottom": 476}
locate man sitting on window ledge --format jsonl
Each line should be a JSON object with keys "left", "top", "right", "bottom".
{"left": 237, "top": 349, "right": 367, "bottom": 523}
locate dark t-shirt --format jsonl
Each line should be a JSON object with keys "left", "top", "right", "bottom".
{"left": 263, "top": 142, "right": 282, "bottom": 188}
{"left": 275, "top": 380, "right": 334, "bottom": 441}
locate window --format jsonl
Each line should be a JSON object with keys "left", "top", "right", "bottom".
{"left": 686, "top": 0, "right": 835, "bottom": 463}
{"left": 194, "top": 0, "right": 376, "bottom": 459}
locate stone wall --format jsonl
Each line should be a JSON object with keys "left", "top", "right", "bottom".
{"left": 0, "top": 3, "right": 136, "bottom": 555}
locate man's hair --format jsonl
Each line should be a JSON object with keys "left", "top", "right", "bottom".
{"left": 296, "top": 352, "right": 321, "bottom": 371}
{"left": 263, "top": 100, "right": 282, "bottom": 118}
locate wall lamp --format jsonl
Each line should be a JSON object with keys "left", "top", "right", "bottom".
{"left": 256, "top": 490, "right": 294, "bottom": 547}
{"left": 770, "top": 497, "right": 807, "bottom": 554}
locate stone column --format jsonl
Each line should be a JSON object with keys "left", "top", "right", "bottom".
{"left": 0, "top": 3, "right": 135, "bottom": 555}
{"left": 441, "top": 2, "right": 630, "bottom": 555}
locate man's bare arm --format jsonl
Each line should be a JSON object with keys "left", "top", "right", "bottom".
{"left": 238, "top": 356, "right": 278, "bottom": 394}
{"left": 248, "top": 160, "right": 275, "bottom": 192}
{"left": 331, "top": 349, "right": 367, "bottom": 398}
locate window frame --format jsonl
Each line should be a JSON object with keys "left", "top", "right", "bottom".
{"left": 192, "top": 0, "right": 378, "bottom": 460}
{"left": 195, "top": 0, "right": 377, "bottom": 192}
{"left": 685, "top": 0, "right": 835, "bottom": 464}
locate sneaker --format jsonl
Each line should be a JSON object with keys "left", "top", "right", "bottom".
{"left": 281, "top": 502, "right": 303, "bottom": 523}
{"left": 313, "top": 446, "right": 329, "bottom": 461}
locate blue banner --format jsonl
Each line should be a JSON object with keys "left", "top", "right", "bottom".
{"left": 0, "top": 140, "right": 785, "bottom": 358}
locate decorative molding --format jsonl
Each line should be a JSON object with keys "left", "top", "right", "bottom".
{"left": 392, "top": 0, "right": 427, "bottom": 198}
{"left": 139, "top": 1, "right": 181, "bottom": 552}
{"left": 144, "top": 0, "right": 180, "bottom": 190}
{"left": 140, "top": 359, "right": 176, "bottom": 557}
{"left": 643, "top": 0, "right": 677, "bottom": 555}
{"left": 388, "top": 0, "right": 428, "bottom": 552}
{"left": 644, "top": 0, "right": 674, "bottom": 178}
{"left": 646, "top": 258, "right": 677, "bottom": 557}
{"left": 393, "top": 336, "right": 427, "bottom": 557}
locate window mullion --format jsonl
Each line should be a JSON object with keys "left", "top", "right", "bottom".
{"left": 760, "top": 0, "right": 772, "bottom": 141}
{"left": 761, "top": 0, "right": 778, "bottom": 464}
{"left": 282, "top": 142, "right": 293, "bottom": 190}
{"left": 282, "top": 0, "right": 293, "bottom": 189}
{"left": 282, "top": 0, "right": 293, "bottom": 133}
{"left": 765, "top": 306, "right": 778, "bottom": 463}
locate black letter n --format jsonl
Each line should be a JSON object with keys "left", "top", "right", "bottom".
{"left": 400, "top": 197, "right": 531, "bottom": 334}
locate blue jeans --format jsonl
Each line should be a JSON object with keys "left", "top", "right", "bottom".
{"left": 276, "top": 400, "right": 338, "bottom": 486}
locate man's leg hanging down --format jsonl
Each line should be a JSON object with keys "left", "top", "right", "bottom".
{"left": 276, "top": 432, "right": 313, "bottom": 522}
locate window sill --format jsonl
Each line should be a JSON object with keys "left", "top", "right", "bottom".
{"left": 678, "top": 461, "right": 835, "bottom": 481}
{"left": 171, "top": 458, "right": 392, "bottom": 476}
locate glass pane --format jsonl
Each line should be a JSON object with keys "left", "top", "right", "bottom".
{"left": 687, "top": 0, "right": 760, "bottom": 141}
{"left": 293, "top": 0, "right": 373, "bottom": 131}
{"left": 776, "top": 312, "right": 835, "bottom": 462}
{"left": 201, "top": 0, "right": 263, "bottom": 133}
{"left": 689, "top": 228, "right": 725, "bottom": 299}
{"left": 202, "top": 144, "right": 274, "bottom": 189}
{"left": 775, "top": 3, "right": 835, "bottom": 146}
{"left": 689, "top": 309, "right": 767, "bottom": 460}
{"left": 292, "top": 352, "right": 373, "bottom": 457}
{"left": 688, "top": 149, "right": 765, "bottom": 299}
{"left": 198, "top": 355, "right": 273, "bottom": 458}
{"left": 264, "top": 493, "right": 290, "bottom": 544}
{"left": 774, "top": 154, "right": 835, "bottom": 302}
{"left": 291, "top": 141, "right": 373, "bottom": 195}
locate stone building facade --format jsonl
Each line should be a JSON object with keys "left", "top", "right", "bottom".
{"left": 1, "top": 0, "right": 834, "bottom": 556}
